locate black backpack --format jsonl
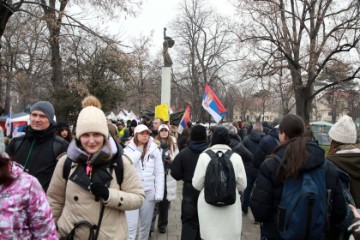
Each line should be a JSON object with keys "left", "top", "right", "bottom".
{"left": 204, "top": 149, "right": 236, "bottom": 206}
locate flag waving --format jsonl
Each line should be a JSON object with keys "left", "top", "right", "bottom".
{"left": 202, "top": 84, "right": 227, "bottom": 123}
{"left": 5, "top": 106, "right": 12, "bottom": 136}
{"left": 177, "top": 105, "right": 191, "bottom": 134}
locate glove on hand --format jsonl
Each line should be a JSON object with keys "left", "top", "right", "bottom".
{"left": 90, "top": 182, "right": 109, "bottom": 201}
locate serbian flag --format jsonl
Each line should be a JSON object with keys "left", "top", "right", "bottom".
{"left": 177, "top": 105, "right": 191, "bottom": 134}
{"left": 202, "top": 84, "right": 227, "bottom": 123}
{"left": 5, "top": 106, "right": 12, "bottom": 136}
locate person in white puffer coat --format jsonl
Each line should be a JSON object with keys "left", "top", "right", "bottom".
{"left": 124, "top": 124, "right": 165, "bottom": 240}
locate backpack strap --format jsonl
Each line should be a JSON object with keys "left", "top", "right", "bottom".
{"left": 110, "top": 154, "right": 124, "bottom": 187}
{"left": 224, "top": 150, "right": 233, "bottom": 159}
{"left": 205, "top": 149, "right": 233, "bottom": 159}
{"left": 62, "top": 157, "right": 73, "bottom": 181}
{"left": 12, "top": 135, "right": 26, "bottom": 153}
{"left": 205, "top": 149, "right": 217, "bottom": 159}
{"left": 53, "top": 136, "right": 67, "bottom": 159}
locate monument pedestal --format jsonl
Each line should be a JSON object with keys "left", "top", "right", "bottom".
{"left": 161, "top": 67, "right": 172, "bottom": 108}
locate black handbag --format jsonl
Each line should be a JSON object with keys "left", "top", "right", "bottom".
{"left": 59, "top": 221, "right": 95, "bottom": 240}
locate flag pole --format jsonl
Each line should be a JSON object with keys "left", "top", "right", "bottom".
{"left": 208, "top": 114, "right": 211, "bottom": 129}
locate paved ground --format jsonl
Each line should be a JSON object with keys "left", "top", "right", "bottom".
{"left": 150, "top": 182, "right": 260, "bottom": 240}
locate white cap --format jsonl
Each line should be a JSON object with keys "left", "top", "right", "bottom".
{"left": 158, "top": 124, "right": 169, "bottom": 132}
{"left": 134, "top": 124, "right": 152, "bottom": 134}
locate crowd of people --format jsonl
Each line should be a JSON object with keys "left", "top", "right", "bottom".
{"left": 1, "top": 96, "right": 360, "bottom": 240}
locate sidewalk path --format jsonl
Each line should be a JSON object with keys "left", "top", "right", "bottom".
{"left": 150, "top": 181, "right": 260, "bottom": 240}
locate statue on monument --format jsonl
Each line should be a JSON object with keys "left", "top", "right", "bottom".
{"left": 163, "top": 28, "right": 175, "bottom": 67}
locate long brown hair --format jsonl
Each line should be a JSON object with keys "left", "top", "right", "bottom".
{"left": 327, "top": 140, "right": 344, "bottom": 155}
{"left": 155, "top": 130, "right": 177, "bottom": 153}
{"left": 133, "top": 133, "right": 149, "bottom": 161}
{"left": 0, "top": 153, "right": 13, "bottom": 185}
{"left": 277, "top": 114, "right": 307, "bottom": 181}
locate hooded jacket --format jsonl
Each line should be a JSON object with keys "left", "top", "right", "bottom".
{"left": 47, "top": 137, "right": 145, "bottom": 240}
{"left": 253, "top": 127, "right": 279, "bottom": 169}
{"left": 7, "top": 125, "right": 68, "bottom": 191}
{"left": 171, "top": 140, "right": 209, "bottom": 183}
{"left": 0, "top": 162, "right": 58, "bottom": 239}
{"left": 327, "top": 144, "right": 360, "bottom": 207}
{"left": 228, "top": 132, "right": 254, "bottom": 177}
{"left": 250, "top": 142, "right": 347, "bottom": 239}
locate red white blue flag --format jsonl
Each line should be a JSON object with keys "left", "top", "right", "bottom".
{"left": 202, "top": 84, "right": 227, "bottom": 123}
{"left": 5, "top": 106, "right": 12, "bottom": 136}
{"left": 177, "top": 105, "right": 191, "bottom": 134}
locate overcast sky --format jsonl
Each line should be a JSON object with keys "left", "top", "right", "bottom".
{"left": 108, "top": 0, "right": 235, "bottom": 53}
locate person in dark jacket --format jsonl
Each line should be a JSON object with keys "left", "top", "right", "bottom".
{"left": 177, "top": 127, "right": 191, "bottom": 152}
{"left": 253, "top": 126, "right": 280, "bottom": 169}
{"left": 242, "top": 122, "right": 265, "bottom": 215}
{"left": 250, "top": 114, "right": 347, "bottom": 240}
{"left": 223, "top": 123, "right": 253, "bottom": 173}
{"left": 7, "top": 101, "right": 68, "bottom": 191}
{"left": 327, "top": 115, "right": 360, "bottom": 207}
{"left": 170, "top": 124, "right": 208, "bottom": 240}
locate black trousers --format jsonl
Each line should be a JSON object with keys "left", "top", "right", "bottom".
{"left": 151, "top": 189, "right": 170, "bottom": 231}
{"left": 181, "top": 182, "right": 201, "bottom": 240}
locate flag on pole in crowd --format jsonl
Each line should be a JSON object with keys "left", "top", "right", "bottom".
{"left": 202, "top": 84, "right": 227, "bottom": 123}
{"left": 5, "top": 106, "right": 12, "bottom": 136}
{"left": 177, "top": 105, "right": 191, "bottom": 134}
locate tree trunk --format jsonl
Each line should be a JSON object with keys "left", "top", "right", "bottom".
{"left": 0, "top": 2, "right": 14, "bottom": 49}
{"left": 294, "top": 86, "right": 313, "bottom": 124}
{"left": 42, "top": 2, "right": 66, "bottom": 120}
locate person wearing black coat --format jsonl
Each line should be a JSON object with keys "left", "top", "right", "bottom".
{"left": 242, "top": 122, "right": 265, "bottom": 215}
{"left": 250, "top": 114, "right": 347, "bottom": 240}
{"left": 170, "top": 125, "right": 208, "bottom": 240}
{"left": 253, "top": 127, "right": 280, "bottom": 169}
{"left": 7, "top": 101, "right": 69, "bottom": 192}
{"left": 227, "top": 130, "right": 253, "bottom": 173}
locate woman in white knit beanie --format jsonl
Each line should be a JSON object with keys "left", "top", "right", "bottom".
{"left": 327, "top": 115, "right": 360, "bottom": 232}
{"left": 47, "top": 95, "right": 145, "bottom": 240}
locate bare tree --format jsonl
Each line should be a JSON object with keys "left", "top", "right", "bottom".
{"left": 234, "top": 0, "right": 360, "bottom": 123}
{"left": 1, "top": 0, "right": 142, "bottom": 119}
{"left": 172, "top": 0, "right": 239, "bottom": 122}
{"left": 120, "top": 35, "right": 162, "bottom": 115}
{"left": 1, "top": 8, "right": 50, "bottom": 113}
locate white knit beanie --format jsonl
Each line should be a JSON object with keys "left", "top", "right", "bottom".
{"left": 76, "top": 106, "right": 109, "bottom": 139}
{"left": 328, "top": 115, "right": 357, "bottom": 144}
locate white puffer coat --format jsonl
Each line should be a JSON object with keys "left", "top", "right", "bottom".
{"left": 124, "top": 137, "right": 165, "bottom": 201}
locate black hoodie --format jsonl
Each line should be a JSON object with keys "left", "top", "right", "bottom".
{"left": 171, "top": 141, "right": 208, "bottom": 183}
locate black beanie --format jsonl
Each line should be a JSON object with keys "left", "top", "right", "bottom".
{"left": 130, "top": 119, "right": 138, "bottom": 127}
{"left": 56, "top": 121, "right": 69, "bottom": 129}
{"left": 211, "top": 126, "right": 230, "bottom": 146}
{"left": 190, "top": 125, "right": 207, "bottom": 141}
{"left": 30, "top": 101, "right": 55, "bottom": 124}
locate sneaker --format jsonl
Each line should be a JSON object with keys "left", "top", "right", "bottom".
{"left": 159, "top": 228, "right": 166, "bottom": 234}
